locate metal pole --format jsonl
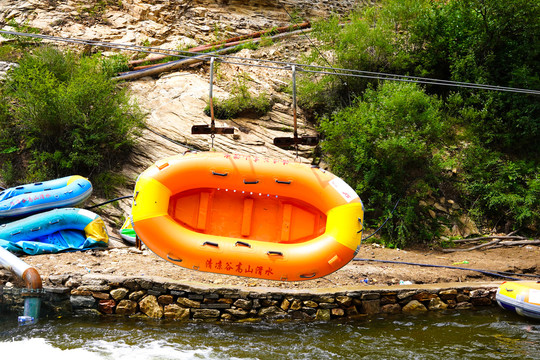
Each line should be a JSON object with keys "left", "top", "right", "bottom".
{"left": 292, "top": 65, "right": 298, "bottom": 158}
{"left": 209, "top": 57, "right": 216, "bottom": 149}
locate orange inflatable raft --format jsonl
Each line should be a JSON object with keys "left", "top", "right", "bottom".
{"left": 131, "top": 152, "right": 364, "bottom": 281}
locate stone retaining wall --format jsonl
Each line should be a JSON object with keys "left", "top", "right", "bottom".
{"left": 1, "top": 274, "right": 500, "bottom": 322}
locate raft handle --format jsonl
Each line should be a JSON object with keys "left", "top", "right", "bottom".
{"left": 235, "top": 241, "right": 251, "bottom": 248}
{"left": 267, "top": 251, "right": 283, "bottom": 256}
{"left": 166, "top": 254, "right": 183, "bottom": 263}
{"left": 300, "top": 272, "right": 317, "bottom": 279}
{"left": 244, "top": 180, "right": 259, "bottom": 185}
{"left": 212, "top": 171, "right": 228, "bottom": 177}
{"left": 30, "top": 227, "right": 41, "bottom": 232}
{"left": 203, "top": 241, "right": 219, "bottom": 248}
{"left": 275, "top": 180, "right": 292, "bottom": 185}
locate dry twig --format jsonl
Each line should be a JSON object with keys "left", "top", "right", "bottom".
{"left": 443, "top": 239, "right": 540, "bottom": 252}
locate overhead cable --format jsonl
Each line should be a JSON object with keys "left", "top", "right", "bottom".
{"left": 1, "top": 29, "right": 539, "bottom": 95}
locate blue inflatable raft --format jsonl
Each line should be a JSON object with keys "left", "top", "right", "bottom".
{"left": 0, "top": 208, "right": 108, "bottom": 255}
{"left": 0, "top": 175, "right": 92, "bottom": 218}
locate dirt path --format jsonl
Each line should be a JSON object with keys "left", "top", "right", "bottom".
{"left": 11, "top": 237, "right": 538, "bottom": 290}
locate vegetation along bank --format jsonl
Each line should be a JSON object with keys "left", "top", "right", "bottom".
{"left": 0, "top": 0, "right": 538, "bottom": 250}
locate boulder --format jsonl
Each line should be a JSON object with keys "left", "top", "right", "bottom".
{"left": 98, "top": 299, "right": 116, "bottom": 314}
{"left": 139, "top": 295, "right": 163, "bottom": 318}
{"left": 164, "top": 304, "right": 190, "bottom": 320}
{"left": 110, "top": 288, "right": 129, "bottom": 301}
{"left": 259, "top": 306, "right": 287, "bottom": 318}
{"left": 402, "top": 300, "right": 428, "bottom": 313}
{"left": 428, "top": 297, "right": 448, "bottom": 311}
{"left": 177, "top": 297, "right": 201, "bottom": 308}
{"left": 116, "top": 299, "right": 138, "bottom": 315}
{"left": 381, "top": 304, "right": 402, "bottom": 314}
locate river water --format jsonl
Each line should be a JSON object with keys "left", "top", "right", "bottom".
{"left": 0, "top": 309, "right": 539, "bottom": 359}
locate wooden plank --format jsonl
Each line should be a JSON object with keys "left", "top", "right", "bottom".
{"left": 197, "top": 192, "right": 210, "bottom": 231}
{"left": 241, "top": 198, "right": 254, "bottom": 237}
{"left": 191, "top": 124, "right": 234, "bottom": 134}
{"left": 280, "top": 204, "right": 292, "bottom": 242}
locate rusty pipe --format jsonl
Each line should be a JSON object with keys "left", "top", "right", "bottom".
{"left": 0, "top": 246, "right": 42, "bottom": 324}
{"left": 189, "top": 21, "right": 311, "bottom": 53}
{"left": 0, "top": 246, "right": 42, "bottom": 290}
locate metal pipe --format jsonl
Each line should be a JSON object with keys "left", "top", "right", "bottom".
{"left": 0, "top": 246, "right": 42, "bottom": 324}
{"left": 189, "top": 21, "right": 311, "bottom": 53}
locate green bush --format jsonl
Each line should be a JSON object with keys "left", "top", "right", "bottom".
{"left": 457, "top": 146, "right": 539, "bottom": 233}
{"left": 300, "top": 0, "right": 539, "bottom": 241}
{"left": 302, "top": 0, "right": 539, "bottom": 155}
{"left": 204, "top": 74, "right": 272, "bottom": 119}
{"left": 297, "top": 1, "right": 419, "bottom": 118}
{"left": 0, "top": 46, "right": 145, "bottom": 187}
{"left": 409, "top": 0, "right": 540, "bottom": 155}
{"left": 320, "top": 81, "right": 447, "bottom": 246}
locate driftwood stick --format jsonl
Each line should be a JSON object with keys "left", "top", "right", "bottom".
{"left": 485, "top": 245, "right": 503, "bottom": 250}
{"left": 452, "top": 235, "right": 527, "bottom": 243}
{"left": 443, "top": 239, "right": 501, "bottom": 252}
{"left": 498, "top": 240, "right": 540, "bottom": 246}
{"left": 444, "top": 239, "right": 540, "bottom": 252}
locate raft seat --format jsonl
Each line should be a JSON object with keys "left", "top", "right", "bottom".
{"left": 280, "top": 204, "right": 292, "bottom": 242}
{"left": 197, "top": 192, "right": 210, "bottom": 231}
{"left": 279, "top": 203, "right": 328, "bottom": 244}
{"left": 241, "top": 198, "right": 254, "bottom": 237}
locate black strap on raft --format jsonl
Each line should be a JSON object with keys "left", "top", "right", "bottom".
{"left": 85, "top": 195, "right": 133, "bottom": 210}
{"left": 191, "top": 57, "right": 234, "bottom": 149}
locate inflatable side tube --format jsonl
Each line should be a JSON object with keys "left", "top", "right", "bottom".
{"left": 0, "top": 208, "right": 108, "bottom": 253}
{"left": 0, "top": 176, "right": 93, "bottom": 218}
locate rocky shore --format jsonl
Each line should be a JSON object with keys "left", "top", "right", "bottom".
{"left": 1, "top": 1, "right": 537, "bottom": 324}
{"left": 1, "top": 273, "right": 500, "bottom": 322}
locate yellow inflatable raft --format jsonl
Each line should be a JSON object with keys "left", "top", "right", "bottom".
{"left": 496, "top": 281, "right": 540, "bottom": 320}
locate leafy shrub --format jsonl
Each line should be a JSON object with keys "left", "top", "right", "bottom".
{"left": 204, "top": 74, "right": 272, "bottom": 119}
{"left": 297, "top": 1, "right": 420, "bottom": 118}
{"left": 0, "top": 20, "right": 42, "bottom": 61}
{"left": 409, "top": 0, "right": 540, "bottom": 155}
{"left": 320, "top": 81, "right": 447, "bottom": 246}
{"left": 457, "top": 145, "right": 539, "bottom": 233}
{"left": 300, "top": 0, "right": 539, "bottom": 242}
{"left": 100, "top": 53, "right": 130, "bottom": 75}
{"left": 0, "top": 46, "right": 145, "bottom": 187}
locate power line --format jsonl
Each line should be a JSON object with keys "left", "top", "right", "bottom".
{"left": 1, "top": 29, "right": 539, "bottom": 95}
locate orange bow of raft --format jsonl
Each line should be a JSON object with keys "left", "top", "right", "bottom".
{"left": 131, "top": 152, "right": 364, "bottom": 281}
